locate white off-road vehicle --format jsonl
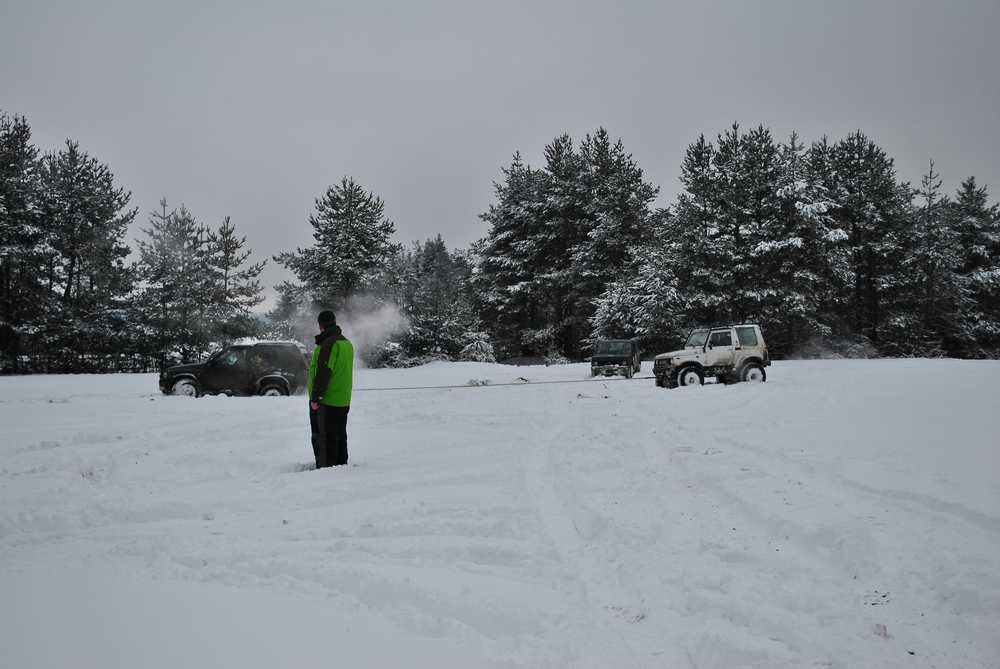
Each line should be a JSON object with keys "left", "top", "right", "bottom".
{"left": 652, "top": 324, "right": 770, "bottom": 388}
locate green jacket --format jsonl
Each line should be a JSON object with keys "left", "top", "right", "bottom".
{"left": 308, "top": 326, "right": 354, "bottom": 407}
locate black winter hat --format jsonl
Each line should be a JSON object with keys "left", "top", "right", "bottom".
{"left": 317, "top": 310, "right": 337, "bottom": 326}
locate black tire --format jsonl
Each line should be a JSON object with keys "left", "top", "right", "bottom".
{"left": 171, "top": 378, "right": 200, "bottom": 398}
{"left": 624, "top": 365, "right": 633, "bottom": 379}
{"left": 739, "top": 362, "right": 766, "bottom": 383}
{"left": 259, "top": 384, "right": 288, "bottom": 397}
{"left": 678, "top": 366, "right": 704, "bottom": 387}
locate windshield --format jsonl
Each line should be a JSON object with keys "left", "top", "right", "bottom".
{"left": 596, "top": 341, "right": 630, "bottom": 355}
{"left": 684, "top": 330, "right": 709, "bottom": 348}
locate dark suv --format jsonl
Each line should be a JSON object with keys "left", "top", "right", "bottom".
{"left": 159, "top": 342, "right": 309, "bottom": 397}
{"left": 590, "top": 339, "right": 641, "bottom": 378}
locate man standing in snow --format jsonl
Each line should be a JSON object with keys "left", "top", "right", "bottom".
{"left": 308, "top": 310, "right": 354, "bottom": 468}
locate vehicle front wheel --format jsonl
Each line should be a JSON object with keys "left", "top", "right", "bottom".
{"left": 171, "top": 379, "right": 200, "bottom": 397}
{"left": 624, "top": 366, "right": 633, "bottom": 379}
{"left": 678, "top": 366, "right": 704, "bottom": 387}
{"left": 739, "top": 362, "right": 766, "bottom": 383}
{"left": 259, "top": 384, "right": 288, "bottom": 397}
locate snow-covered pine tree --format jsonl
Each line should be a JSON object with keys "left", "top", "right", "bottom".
{"left": 398, "top": 235, "right": 475, "bottom": 362}
{"left": 529, "top": 134, "right": 587, "bottom": 356}
{"left": 459, "top": 329, "right": 497, "bottom": 363}
{"left": 36, "top": 140, "right": 135, "bottom": 371}
{"left": 573, "top": 129, "right": 658, "bottom": 347}
{"left": 588, "top": 277, "right": 638, "bottom": 345}
{"left": 271, "top": 177, "right": 401, "bottom": 343}
{"left": 753, "top": 133, "right": 847, "bottom": 357}
{"left": 820, "top": 132, "right": 913, "bottom": 353}
{"left": 0, "top": 112, "right": 44, "bottom": 371}
{"left": 951, "top": 177, "right": 1000, "bottom": 357}
{"left": 626, "top": 210, "right": 691, "bottom": 353}
{"left": 204, "top": 216, "right": 265, "bottom": 345}
{"left": 131, "top": 200, "right": 212, "bottom": 367}
{"left": 474, "top": 154, "right": 549, "bottom": 358}
{"left": 662, "top": 129, "right": 733, "bottom": 327}
{"left": 475, "top": 130, "right": 657, "bottom": 359}
{"left": 882, "top": 162, "right": 966, "bottom": 356}
{"left": 715, "top": 124, "right": 784, "bottom": 326}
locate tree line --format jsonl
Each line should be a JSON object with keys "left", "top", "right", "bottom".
{"left": 0, "top": 112, "right": 266, "bottom": 372}
{"left": 2, "top": 110, "right": 998, "bottom": 373}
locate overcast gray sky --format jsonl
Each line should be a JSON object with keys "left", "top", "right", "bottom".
{"left": 3, "top": 1, "right": 998, "bottom": 309}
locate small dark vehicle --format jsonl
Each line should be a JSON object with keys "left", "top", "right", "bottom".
{"left": 590, "top": 339, "right": 641, "bottom": 379}
{"left": 159, "top": 342, "right": 309, "bottom": 398}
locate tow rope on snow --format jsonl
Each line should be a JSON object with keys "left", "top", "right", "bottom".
{"left": 354, "top": 376, "right": 642, "bottom": 392}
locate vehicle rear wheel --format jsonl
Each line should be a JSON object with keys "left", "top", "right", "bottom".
{"left": 739, "top": 362, "right": 766, "bottom": 383}
{"left": 171, "top": 379, "right": 200, "bottom": 397}
{"left": 259, "top": 384, "right": 288, "bottom": 397}
{"left": 678, "top": 366, "right": 704, "bottom": 387}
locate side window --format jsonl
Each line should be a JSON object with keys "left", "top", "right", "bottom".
{"left": 736, "top": 327, "right": 758, "bottom": 347}
{"left": 710, "top": 330, "right": 732, "bottom": 347}
{"left": 274, "top": 347, "right": 299, "bottom": 369}
{"left": 249, "top": 347, "right": 270, "bottom": 372}
{"left": 218, "top": 348, "right": 246, "bottom": 366}
{"left": 261, "top": 345, "right": 304, "bottom": 371}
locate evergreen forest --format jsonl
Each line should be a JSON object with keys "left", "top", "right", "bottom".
{"left": 2, "top": 111, "right": 998, "bottom": 373}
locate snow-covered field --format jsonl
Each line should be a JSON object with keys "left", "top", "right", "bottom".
{"left": 1, "top": 359, "right": 998, "bottom": 668}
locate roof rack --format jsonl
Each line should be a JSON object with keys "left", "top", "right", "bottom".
{"left": 689, "top": 323, "right": 758, "bottom": 330}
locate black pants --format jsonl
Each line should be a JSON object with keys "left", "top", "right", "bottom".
{"left": 310, "top": 404, "right": 350, "bottom": 468}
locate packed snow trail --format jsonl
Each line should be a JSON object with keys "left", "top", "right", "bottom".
{"left": 1, "top": 359, "right": 998, "bottom": 668}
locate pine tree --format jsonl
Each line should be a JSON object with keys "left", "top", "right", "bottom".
{"left": 753, "top": 133, "right": 847, "bottom": 356}
{"left": 475, "top": 130, "right": 656, "bottom": 359}
{"left": 398, "top": 236, "right": 474, "bottom": 361}
{"left": 271, "top": 177, "right": 401, "bottom": 342}
{"left": 820, "top": 132, "right": 913, "bottom": 351}
{"left": 884, "top": 162, "right": 966, "bottom": 356}
{"left": 131, "top": 200, "right": 210, "bottom": 366}
{"left": 204, "top": 216, "right": 265, "bottom": 344}
{"left": 474, "top": 154, "right": 549, "bottom": 358}
{"left": 588, "top": 276, "right": 641, "bottom": 344}
{"left": 951, "top": 177, "right": 1000, "bottom": 356}
{"left": 571, "top": 129, "right": 658, "bottom": 345}
{"left": 0, "top": 112, "right": 44, "bottom": 371}
{"left": 459, "top": 330, "right": 497, "bottom": 363}
{"left": 131, "top": 203, "right": 267, "bottom": 365}
{"left": 36, "top": 140, "right": 135, "bottom": 370}
{"left": 666, "top": 134, "right": 718, "bottom": 327}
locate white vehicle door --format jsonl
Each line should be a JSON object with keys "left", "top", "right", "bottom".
{"left": 705, "top": 329, "right": 737, "bottom": 367}
{"left": 734, "top": 326, "right": 760, "bottom": 365}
